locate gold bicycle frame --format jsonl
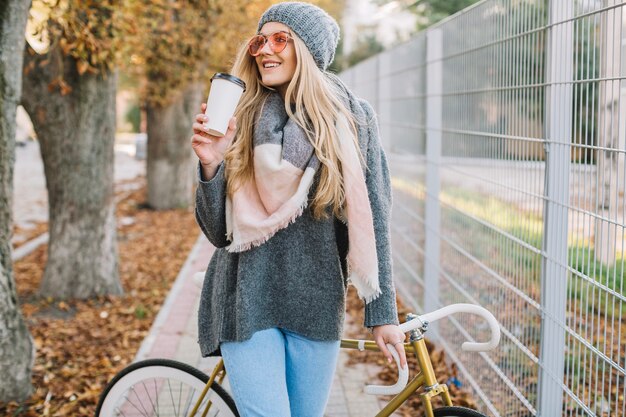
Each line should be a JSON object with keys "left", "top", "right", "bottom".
{"left": 188, "top": 334, "right": 452, "bottom": 417}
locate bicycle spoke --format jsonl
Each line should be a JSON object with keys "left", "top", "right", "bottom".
{"left": 97, "top": 360, "right": 238, "bottom": 417}
{"left": 140, "top": 381, "right": 158, "bottom": 415}
{"left": 124, "top": 389, "right": 151, "bottom": 416}
{"left": 181, "top": 387, "right": 197, "bottom": 416}
{"left": 177, "top": 380, "right": 183, "bottom": 416}
{"left": 107, "top": 380, "right": 233, "bottom": 417}
{"left": 113, "top": 406, "right": 129, "bottom": 417}
{"left": 210, "top": 395, "right": 222, "bottom": 417}
{"left": 132, "top": 386, "right": 154, "bottom": 416}
{"left": 153, "top": 379, "right": 160, "bottom": 416}
{"left": 167, "top": 379, "right": 178, "bottom": 416}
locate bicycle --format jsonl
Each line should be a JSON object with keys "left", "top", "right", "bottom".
{"left": 95, "top": 303, "right": 500, "bottom": 417}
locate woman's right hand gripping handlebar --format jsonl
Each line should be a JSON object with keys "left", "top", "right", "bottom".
{"left": 191, "top": 102, "right": 237, "bottom": 181}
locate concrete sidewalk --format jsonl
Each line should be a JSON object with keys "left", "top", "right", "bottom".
{"left": 135, "top": 234, "right": 398, "bottom": 417}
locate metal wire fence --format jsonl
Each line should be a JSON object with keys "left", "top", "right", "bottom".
{"left": 340, "top": 1, "right": 626, "bottom": 415}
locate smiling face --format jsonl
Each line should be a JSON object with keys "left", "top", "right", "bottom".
{"left": 254, "top": 22, "right": 297, "bottom": 99}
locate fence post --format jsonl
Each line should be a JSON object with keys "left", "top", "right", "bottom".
{"left": 424, "top": 27, "right": 443, "bottom": 318}
{"left": 538, "top": 0, "right": 573, "bottom": 414}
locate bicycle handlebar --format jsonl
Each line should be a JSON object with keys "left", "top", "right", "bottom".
{"left": 406, "top": 303, "right": 501, "bottom": 351}
{"left": 364, "top": 303, "right": 500, "bottom": 396}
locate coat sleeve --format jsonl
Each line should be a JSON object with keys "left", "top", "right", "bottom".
{"left": 195, "top": 161, "right": 230, "bottom": 248}
{"left": 359, "top": 100, "right": 400, "bottom": 329}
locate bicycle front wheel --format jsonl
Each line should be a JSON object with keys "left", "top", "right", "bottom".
{"left": 433, "top": 406, "right": 489, "bottom": 417}
{"left": 95, "top": 358, "right": 239, "bottom": 417}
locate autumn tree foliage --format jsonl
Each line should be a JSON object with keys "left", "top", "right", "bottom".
{"left": 117, "top": 0, "right": 222, "bottom": 209}
{"left": 119, "top": 0, "right": 345, "bottom": 210}
{"left": 120, "top": 0, "right": 345, "bottom": 101}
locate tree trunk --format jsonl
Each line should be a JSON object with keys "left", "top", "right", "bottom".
{"left": 146, "top": 82, "right": 202, "bottom": 210}
{"left": 21, "top": 43, "right": 122, "bottom": 299}
{"left": 0, "top": 0, "right": 35, "bottom": 402}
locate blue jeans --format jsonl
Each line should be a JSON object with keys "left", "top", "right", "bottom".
{"left": 219, "top": 327, "right": 341, "bottom": 417}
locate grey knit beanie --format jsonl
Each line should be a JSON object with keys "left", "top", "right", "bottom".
{"left": 257, "top": 2, "right": 340, "bottom": 71}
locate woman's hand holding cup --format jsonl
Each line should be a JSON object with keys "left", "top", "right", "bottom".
{"left": 191, "top": 102, "right": 237, "bottom": 179}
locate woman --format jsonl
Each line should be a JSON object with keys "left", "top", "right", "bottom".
{"left": 191, "top": 2, "right": 407, "bottom": 416}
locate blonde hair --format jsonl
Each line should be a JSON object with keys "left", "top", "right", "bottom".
{"left": 225, "top": 33, "right": 365, "bottom": 220}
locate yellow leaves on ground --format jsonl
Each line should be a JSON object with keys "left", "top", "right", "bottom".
{"left": 0, "top": 180, "right": 199, "bottom": 416}
{"left": 12, "top": 222, "right": 48, "bottom": 250}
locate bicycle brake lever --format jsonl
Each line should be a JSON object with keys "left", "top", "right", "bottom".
{"left": 363, "top": 343, "right": 409, "bottom": 396}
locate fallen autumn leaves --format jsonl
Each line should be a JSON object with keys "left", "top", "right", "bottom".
{"left": 2, "top": 180, "right": 198, "bottom": 416}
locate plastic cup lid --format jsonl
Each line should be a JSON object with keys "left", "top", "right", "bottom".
{"left": 211, "top": 73, "right": 246, "bottom": 92}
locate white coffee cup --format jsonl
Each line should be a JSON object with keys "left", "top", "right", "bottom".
{"left": 203, "top": 73, "right": 246, "bottom": 137}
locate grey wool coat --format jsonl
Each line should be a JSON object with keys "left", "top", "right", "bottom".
{"left": 195, "top": 97, "right": 399, "bottom": 358}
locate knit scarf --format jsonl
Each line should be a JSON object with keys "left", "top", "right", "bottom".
{"left": 224, "top": 90, "right": 381, "bottom": 303}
